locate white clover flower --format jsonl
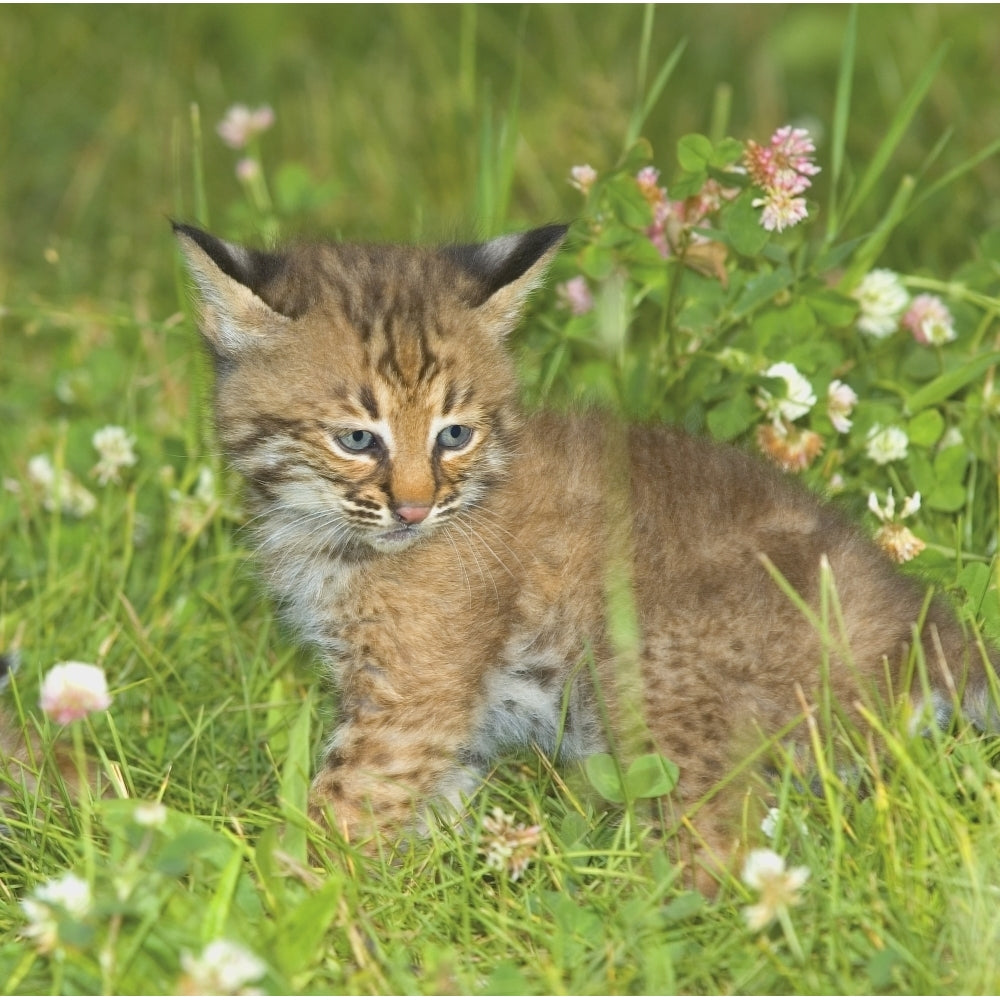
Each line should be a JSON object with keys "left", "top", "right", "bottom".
{"left": 180, "top": 939, "right": 267, "bottom": 995}
{"left": 569, "top": 164, "right": 597, "bottom": 195}
{"left": 479, "top": 807, "right": 543, "bottom": 881}
{"left": 752, "top": 188, "right": 809, "bottom": 233}
{"left": 868, "top": 488, "right": 921, "bottom": 523}
{"left": 39, "top": 661, "right": 112, "bottom": 724}
{"left": 635, "top": 166, "right": 665, "bottom": 202}
{"left": 744, "top": 125, "right": 819, "bottom": 232}
{"left": 21, "top": 872, "right": 92, "bottom": 954}
{"left": 91, "top": 425, "right": 137, "bottom": 485}
{"left": 170, "top": 465, "right": 220, "bottom": 538}
{"left": 853, "top": 269, "right": 910, "bottom": 339}
{"left": 760, "top": 807, "right": 781, "bottom": 839}
{"left": 235, "top": 157, "right": 262, "bottom": 182}
{"left": 875, "top": 523, "right": 925, "bottom": 563}
{"left": 868, "top": 489, "right": 924, "bottom": 563}
{"left": 27, "top": 454, "right": 57, "bottom": 490}
{"left": 35, "top": 872, "right": 92, "bottom": 916}
{"left": 66, "top": 480, "right": 97, "bottom": 516}
{"left": 938, "top": 427, "right": 965, "bottom": 451}
{"left": 216, "top": 104, "right": 274, "bottom": 150}
{"left": 133, "top": 801, "right": 168, "bottom": 828}
{"left": 865, "top": 424, "right": 909, "bottom": 465}
{"left": 760, "top": 806, "right": 808, "bottom": 840}
{"left": 757, "top": 362, "right": 817, "bottom": 424}
{"left": 901, "top": 294, "right": 957, "bottom": 346}
{"left": 27, "top": 454, "right": 97, "bottom": 517}
{"left": 194, "top": 465, "right": 217, "bottom": 505}
{"left": 741, "top": 848, "right": 809, "bottom": 931}
{"left": 826, "top": 379, "right": 858, "bottom": 434}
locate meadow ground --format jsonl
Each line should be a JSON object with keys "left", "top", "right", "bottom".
{"left": 3, "top": 5, "right": 1000, "bottom": 993}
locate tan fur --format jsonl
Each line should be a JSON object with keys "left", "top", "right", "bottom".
{"left": 176, "top": 222, "right": 996, "bottom": 886}
{"left": 0, "top": 710, "right": 88, "bottom": 818}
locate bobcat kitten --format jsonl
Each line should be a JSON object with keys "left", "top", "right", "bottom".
{"left": 175, "top": 221, "right": 996, "bottom": 881}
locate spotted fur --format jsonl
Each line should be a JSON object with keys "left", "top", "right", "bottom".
{"left": 176, "top": 221, "right": 997, "bottom": 885}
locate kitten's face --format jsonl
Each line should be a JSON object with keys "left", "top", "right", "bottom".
{"left": 219, "top": 275, "right": 518, "bottom": 553}
{"left": 175, "top": 228, "right": 565, "bottom": 556}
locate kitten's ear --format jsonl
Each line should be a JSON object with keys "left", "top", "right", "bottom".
{"left": 445, "top": 224, "right": 568, "bottom": 338}
{"left": 173, "top": 222, "right": 290, "bottom": 359}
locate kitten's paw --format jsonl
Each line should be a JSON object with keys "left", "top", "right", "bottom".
{"left": 670, "top": 805, "right": 750, "bottom": 898}
{"left": 307, "top": 774, "right": 367, "bottom": 840}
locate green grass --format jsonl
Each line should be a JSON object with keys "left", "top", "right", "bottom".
{"left": 3, "top": 4, "right": 1000, "bottom": 994}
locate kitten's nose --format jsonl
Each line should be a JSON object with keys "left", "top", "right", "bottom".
{"left": 395, "top": 503, "right": 432, "bottom": 525}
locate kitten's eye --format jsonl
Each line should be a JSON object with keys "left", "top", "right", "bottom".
{"left": 436, "top": 424, "right": 473, "bottom": 450}
{"left": 337, "top": 429, "right": 379, "bottom": 453}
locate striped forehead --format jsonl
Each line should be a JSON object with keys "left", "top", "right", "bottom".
{"left": 354, "top": 367, "right": 463, "bottom": 426}
{"left": 369, "top": 309, "right": 443, "bottom": 389}
{"left": 320, "top": 251, "right": 464, "bottom": 390}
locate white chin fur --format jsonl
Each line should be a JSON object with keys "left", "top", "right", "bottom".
{"left": 368, "top": 526, "right": 426, "bottom": 552}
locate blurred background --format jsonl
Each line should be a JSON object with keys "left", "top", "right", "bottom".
{"left": 2, "top": 4, "right": 998, "bottom": 314}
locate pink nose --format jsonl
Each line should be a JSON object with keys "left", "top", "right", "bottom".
{"left": 395, "top": 504, "right": 432, "bottom": 525}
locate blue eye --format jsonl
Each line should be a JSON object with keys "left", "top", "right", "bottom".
{"left": 436, "top": 425, "right": 473, "bottom": 450}
{"left": 337, "top": 429, "right": 378, "bottom": 452}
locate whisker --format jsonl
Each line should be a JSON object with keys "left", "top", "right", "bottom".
{"left": 440, "top": 524, "right": 474, "bottom": 611}
{"left": 446, "top": 518, "right": 502, "bottom": 614}
{"left": 451, "top": 502, "right": 528, "bottom": 577}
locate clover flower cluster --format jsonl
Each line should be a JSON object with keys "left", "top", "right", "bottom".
{"left": 20, "top": 872, "right": 93, "bottom": 955}
{"left": 560, "top": 126, "right": 819, "bottom": 315}
{"left": 24, "top": 454, "right": 96, "bottom": 517}
{"left": 852, "top": 269, "right": 957, "bottom": 345}
{"left": 742, "top": 847, "right": 810, "bottom": 932}
{"left": 478, "top": 806, "right": 543, "bottom": 881}
{"left": 539, "top": 145, "right": 958, "bottom": 572}
{"left": 39, "top": 661, "right": 112, "bottom": 724}
{"left": 91, "top": 425, "right": 137, "bottom": 485}
{"left": 868, "top": 488, "right": 926, "bottom": 563}
{"left": 179, "top": 939, "right": 267, "bottom": 995}
{"left": 216, "top": 104, "right": 274, "bottom": 150}
{"left": 637, "top": 166, "right": 736, "bottom": 265}
{"left": 217, "top": 103, "right": 275, "bottom": 186}
{"left": 753, "top": 362, "right": 861, "bottom": 475}
{"left": 164, "top": 464, "right": 221, "bottom": 539}
{"left": 760, "top": 806, "right": 808, "bottom": 841}
{"left": 743, "top": 126, "right": 821, "bottom": 233}
{"left": 21, "top": 872, "right": 267, "bottom": 994}
{"left": 13, "top": 425, "right": 138, "bottom": 519}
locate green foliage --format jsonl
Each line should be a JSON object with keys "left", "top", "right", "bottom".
{"left": 522, "top": 109, "right": 1000, "bottom": 632}
{"left": 585, "top": 751, "right": 680, "bottom": 804}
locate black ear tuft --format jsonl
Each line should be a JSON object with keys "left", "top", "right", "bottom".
{"left": 444, "top": 224, "right": 568, "bottom": 305}
{"left": 171, "top": 222, "right": 286, "bottom": 298}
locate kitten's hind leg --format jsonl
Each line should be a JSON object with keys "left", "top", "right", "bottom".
{"left": 909, "top": 612, "right": 1000, "bottom": 736}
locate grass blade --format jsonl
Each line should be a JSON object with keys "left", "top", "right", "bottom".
{"left": 839, "top": 42, "right": 949, "bottom": 231}
{"left": 189, "top": 102, "right": 209, "bottom": 228}
{"left": 905, "top": 350, "right": 1000, "bottom": 414}
{"left": 909, "top": 134, "right": 1000, "bottom": 213}
{"left": 202, "top": 847, "right": 245, "bottom": 941}
{"left": 839, "top": 173, "right": 915, "bottom": 289}
{"left": 280, "top": 697, "right": 315, "bottom": 863}
{"left": 825, "top": 4, "right": 858, "bottom": 241}
{"left": 474, "top": 9, "right": 526, "bottom": 233}
{"left": 624, "top": 5, "right": 686, "bottom": 152}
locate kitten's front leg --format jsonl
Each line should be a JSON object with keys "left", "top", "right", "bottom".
{"left": 307, "top": 658, "right": 481, "bottom": 844}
